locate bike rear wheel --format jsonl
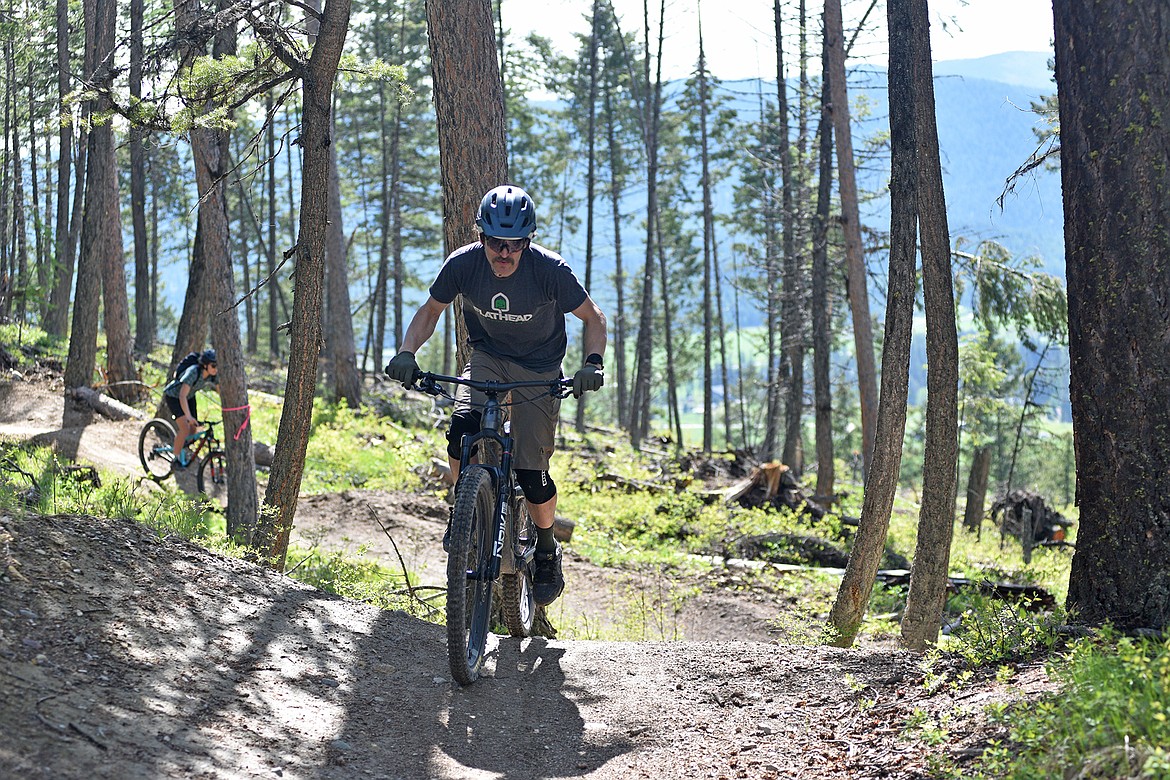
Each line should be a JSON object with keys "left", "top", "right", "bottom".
{"left": 500, "top": 494, "right": 536, "bottom": 637}
{"left": 196, "top": 450, "right": 228, "bottom": 509}
{"left": 446, "top": 465, "right": 496, "bottom": 685}
{"left": 138, "top": 419, "right": 177, "bottom": 480}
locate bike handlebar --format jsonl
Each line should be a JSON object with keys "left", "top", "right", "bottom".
{"left": 411, "top": 371, "right": 574, "bottom": 400}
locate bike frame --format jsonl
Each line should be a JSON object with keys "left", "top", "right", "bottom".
{"left": 417, "top": 373, "right": 571, "bottom": 581}
{"left": 186, "top": 423, "right": 220, "bottom": 457}
{"left": 459, "top": 403, "right": 517, "bottom": 581}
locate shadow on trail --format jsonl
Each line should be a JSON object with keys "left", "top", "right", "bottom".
{"left": 440, "top": 637, "right": 629, "bottom": 778}
{"left": 332, "top": 626, "right": 631, "bottom": 780}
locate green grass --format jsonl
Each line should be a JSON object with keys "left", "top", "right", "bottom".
{"left": 0, "top": 442, "right": 223, "bottom": 543}
{"left": 972, "top": 629, "right": 1170, "bottom": 779}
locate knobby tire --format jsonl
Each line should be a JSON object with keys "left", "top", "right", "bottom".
{"left": 446, "top": 466, "right": 496, "bottom": 685}
{"left": 138, "top": 419, "right": 177, "bottom": 480}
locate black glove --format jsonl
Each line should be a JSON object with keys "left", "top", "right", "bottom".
{"left": 572, "top": 363, "right": 604, "bottom": 398}
{"left": 385, "top": 351, "right": 420, "bottom": 386}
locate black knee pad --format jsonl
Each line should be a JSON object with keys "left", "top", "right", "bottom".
{"left": 515, "top": 469, "right": 556, "bottom": 505}
{"left": 446, "top": 411, "right": 482, "bottom": 460}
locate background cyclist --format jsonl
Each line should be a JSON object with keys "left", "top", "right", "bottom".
{"left": 386, "top": 184, "right": 607, "bottom": 607}
{"left": 162, "top": 349, "right": 219, "bottom": 468}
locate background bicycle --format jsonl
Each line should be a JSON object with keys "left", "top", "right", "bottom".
{"left": 137, "top": 417, "right": 228, "bottom": 508}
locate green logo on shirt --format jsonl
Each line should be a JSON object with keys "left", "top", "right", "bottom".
{"left": 492, "top": 293, "right": 510, "bottom": 312}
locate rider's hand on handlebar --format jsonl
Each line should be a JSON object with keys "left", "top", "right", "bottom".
{"left": 386, "top": 351, "right": 420, "bottom": 387}
{"left": 572, "top": 363, "right": 604, "bottom": 398}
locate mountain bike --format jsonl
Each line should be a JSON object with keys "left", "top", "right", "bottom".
{"left": 409, "top": 369, "right": 573, "bottom": 685}
{"left": 137, "top": 418, "right": 228, "bottom": 506}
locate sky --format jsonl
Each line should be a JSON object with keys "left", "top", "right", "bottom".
{"left": 502, "top": 0, "right": 1056, "bottom": 84}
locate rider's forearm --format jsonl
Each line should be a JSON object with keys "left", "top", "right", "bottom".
{"left": 581, "top": 313, "right": 608, "bottom": 363}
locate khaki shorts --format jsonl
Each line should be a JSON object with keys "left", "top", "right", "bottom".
{"left": 455, "top": 351, "right": 562, "bottom": 471}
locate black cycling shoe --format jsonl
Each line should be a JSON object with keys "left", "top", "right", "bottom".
{"left": 532, "top": 545, "right": 565, "bottom": 606}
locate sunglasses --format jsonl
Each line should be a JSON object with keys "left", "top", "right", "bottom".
{"left": 483, "top": 236, "right": 527, "bottom": 254}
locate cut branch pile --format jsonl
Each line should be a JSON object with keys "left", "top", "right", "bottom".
{"left": 716, "top": 462, "right": 827, "bottom": 519}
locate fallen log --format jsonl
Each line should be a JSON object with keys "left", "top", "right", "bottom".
{"left": 69, "top": 386, "right": 148, "bottom": 421}
{"left": 876, "top": 569, "right": 1057, "bottom": 610}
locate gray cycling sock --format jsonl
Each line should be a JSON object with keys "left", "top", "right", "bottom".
{"left": 536, "top": 525, "right": 557, "bottom": 553}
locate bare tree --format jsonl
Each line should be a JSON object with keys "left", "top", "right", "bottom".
{"left": 828, "top": 0, "right": 918, "bottom": 647}
{"left": 576, "top": 0, "right": 602, "bottom": 433}
{"left": 900, "top": 0, "right": 959, "bottom": 651}
{"left": 172, "top": 0, "right": 259, "bottom": 541}
{"left": 64, "top": 0, "right": 122, "bottom": 406}
{"left": 697, "top": 11, "right": 715, "bottom": 453}
{"left": 45, "top": 0, "right": 75, "bottom": 338}
{"left": 775, "top": 0, "right": 804, "bottom": 473}
{"left": 257, "top": 0, "right": 353, "bottom": 567}
{"left": 130, "top": 0, "right": 152, "bottom": 354}
{"left": 824, "top": 0, "right": 878, "bottom": 477}
{"left": 811, "top": 66, "right": 835, "bottom": 503}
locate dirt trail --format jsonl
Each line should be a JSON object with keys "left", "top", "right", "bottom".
{"left": 0, "top": 374, "right": 1053, "bottom": 778}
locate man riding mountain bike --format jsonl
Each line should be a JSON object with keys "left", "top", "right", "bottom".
{"left": 386, "top": 185, "right": 607, "bottom": 607}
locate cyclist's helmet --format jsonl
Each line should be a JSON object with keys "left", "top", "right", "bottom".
{"left": 199, "top": 349, "right": 217, "bottom": 366}
{"left": 475, "top": 185, "right": 536, "bottom": 239}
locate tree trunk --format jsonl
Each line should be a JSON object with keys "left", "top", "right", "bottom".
{"left": 63, "top": 0, "right": 109, "bottom": 405}
{"left": 604, "top": 80, "right": 628, "bottom": 430}
{"left": 828, "top": 0, "right": 917, "bottom": 647}
{"left": 1056, "top": 0, "right": 1170, "bottom": 630}
{"left": 900, "top": 0, "right": 959, "bottom": 651}
{"left": 130, "top": 0, "right": 152, "bottom": 354}
{"left": 9, "top": 52, "right": 29, "bottom": 324}
{"left": 962, "top": 445, "right": 991, "bottom": 532}
{"left": 373, "top": 14, "right": 391, "bottom": 373}
{"left": 824, "top": 0, "right": 878, "bottom": 478}
{"left": 325, "top": 136, "right": 362, "bottom": 405}
{"left": 629, "top": 0, "right": 664, "bottom": 448}
{"left": 28, "top": 63, "right": 45, "bottom": 317}
{"left": 776, "top": 0, "right": 804, "bottom": 474}
{"left": 655, "top": 212, "right": 683, "bottom": 447}
{"left": 79, "top": 0, "right": 134, "bottom": 404}
{"left": 175, "top": 0, "right": 259, "bottom": 543}
{"left": 259, "top": 0, "right": 353, "bottom": 569}
{"left": 266, "top": 90, "right": 280, "bottom": 361}
{"left": 576, "top": 1, "right": 601, "bottom": 433}
{"left": 425, "top": 0, "right": 508, "bottom": 372}
{"left": 698, "top": 19, "right": 714, "bottom": 454}
{"left": 46, "top": 0, "right": 74, "bottom": 338}
{"left": 811, "top": 63, "right": 835, "bottom": 503}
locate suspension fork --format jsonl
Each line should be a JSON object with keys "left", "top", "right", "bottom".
{"left": 461, "top": 427, "right": 516, "bottom": 581}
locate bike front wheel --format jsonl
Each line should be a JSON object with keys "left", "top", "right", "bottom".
{"left": 138, "top": 418, "right": 177, "bottom": 480}
{"left": 196, "top": 450, "right": 228, "bottom": 509}
{"left": 446, "top": 465, "right": 496, "bottom": 685}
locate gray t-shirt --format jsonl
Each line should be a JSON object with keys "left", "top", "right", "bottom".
{"left": 430, "top": 241, "right": 589, "bottom": 373}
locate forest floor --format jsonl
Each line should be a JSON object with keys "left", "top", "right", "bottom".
{"left": 0, "top": 371, "right": 1059, "bottom": 779}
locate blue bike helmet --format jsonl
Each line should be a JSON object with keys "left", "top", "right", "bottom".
{"left": 475, "top": 185, "right": 536, "bottom": 239}
{"left": 200, "top": 349, "right": 217, "bottom": 366}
